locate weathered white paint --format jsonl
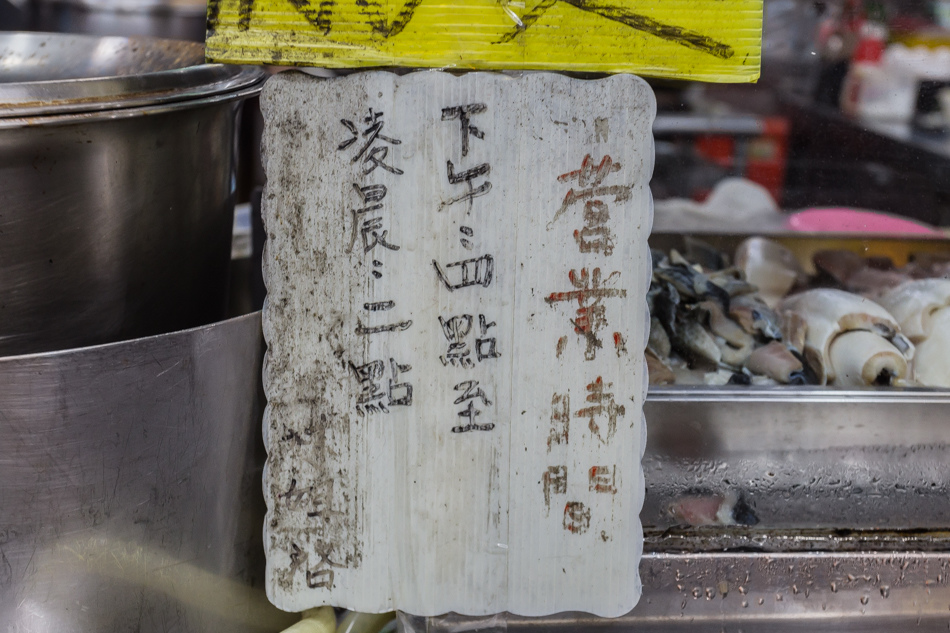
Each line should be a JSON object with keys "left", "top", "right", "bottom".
{"left": 261, "top": 70, "right": 655, "bottom": 617}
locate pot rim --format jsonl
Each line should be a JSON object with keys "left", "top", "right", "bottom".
{"left": 0, "top": 76, "right": 263, "bottom": 128}
{"left": 0, "top": 32, "right": 266, "bottom": 118}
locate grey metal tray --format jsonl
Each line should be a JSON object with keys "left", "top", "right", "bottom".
{"left": 644, "top": 387, "right": 950, "bottom": 531}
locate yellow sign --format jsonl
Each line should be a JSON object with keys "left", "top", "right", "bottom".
{"left": 206, "top": 0, "right": 762, "bottom": 82}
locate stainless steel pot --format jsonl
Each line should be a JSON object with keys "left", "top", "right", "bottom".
{"left": 0, "top": 33, "right": 266, "bottom": 356}
{"left": 0, "top": 311, "right": 297, "bottom": 633}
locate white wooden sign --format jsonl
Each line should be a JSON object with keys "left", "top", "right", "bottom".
{"left": 260, "top": 70, "right": 654, "bottom": 617}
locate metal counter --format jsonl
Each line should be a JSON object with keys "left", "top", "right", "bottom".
{"left": 3, "top": 308, "right": 949, "bottom": 631}
{"left": 401, "top": 551, "right": 950, "bottom": 632}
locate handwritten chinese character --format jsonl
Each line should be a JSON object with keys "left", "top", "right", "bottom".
{"left": 441, "top": 160, "right": 491, "bottom": 211}
{"left": 476, "top": 315, "right": 500, "bottom": 361}
{"left": 350, "top": 357, "right": 413, "bottom": 414}
{"left": 459, "top": 225, "right": 474, "bottom": 249}
{"left": 350, "top": 359, "right": 386, "bottom": 411}
{"left": 440, "top": 103, "right": 490, "bottom": 212}
{"left": 438, "top": 314, "right": 474, "bottom": 367}
{"left": 563, "top": 501, "right": 591, "bottom": 534}
{"left": 547, "top": 393, "right": 570, "bottom": 450}
{"left": 347, "top": 183, "right": 399, "bottom": 257}
{"left": 589, "top": 465, "right": 617, "bottom": 494}
{"left": 451, "top": 380, "right": 494, "bottom": 433}
{"left": 441, "top": 103, "right": 487, "bottom": 157}
{"left": 354, "top": 300, "right": 412, "bottom": 336}
{"left": 278, "top": 478, "right": 310, "bottom": 512}
{"left": 338, "top": 109, "right": 403, "bottom": 175}
{"left": 543, "top": 465, "right": 567, "bottom": 509}
{"left": 433, "top": 255, "right": 494, "bottom": 291}
{"left": 359, "top": 216, "right": 400, "bottom": 253}
{"left": 549, "top": 154, "right": 632, "bottom": 229}
{"left": 438, "top": 313, "right": 500, "bottom": 366}
{"left": 574, "top": 200, "right": 615, "bottom": 256}
{"left": 306, "top": 548, "right": 343, "bottom": 589}
{"left": 351, "top": 183, "right": 387, "bottom": 214}
{"left": 387, "top": 358, "right": 413, "bottom": 406}
{"left": 575, "top": 376, "right": 625, "bottom": 444}
{"left": 545, "top": 268, "right": 626, "bottom": 360}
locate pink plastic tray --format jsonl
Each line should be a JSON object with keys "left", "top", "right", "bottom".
{"left": 786, "top": 208, "right": 940, "bottom": 236}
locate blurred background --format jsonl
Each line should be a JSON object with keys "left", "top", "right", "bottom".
{"left": 11, "top": 0, "right": 950, "bottom": 232}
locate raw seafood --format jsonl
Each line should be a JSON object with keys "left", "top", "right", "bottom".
{"left": 730, "top": 294, "right": 784, "bottom": 341}
{"left": 646, "top": 239, "right": 939, "bottom": 388}
{"left": 778, "top": 289, "right": 914, "bottom": 386}
{"left": 878, "top": 279, "right": 950, "bottom": 387}
{"left": 649, "top": 242, "right": 813, "bottom": 385}
{"left": 813, "top": 249, "right": 914, "bottom": 297}
{"left": 646, "top": 350, "right": 676, "bottom": 385}
{"left": 910, "top": 309, "right": 950, "bottom": 388}
{"left": 877, "top": 279, "right": 950, "bottom": 341}
{"left": 745, "top": 341, "right": 806, "bottom": 384}
{"left": 668, "top": 491, "right": 759, "bottom": 527}
{"left": 735, "top": 237, "right": 804, "bottom": 307}
{"left": 828, "top": 330, "right": 909, "bottom": 386}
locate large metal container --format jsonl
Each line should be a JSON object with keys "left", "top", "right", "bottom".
{"left": 0, "top": 33, "right": 265, "bottom": 356}
{"left": 0, "top": 311, "right": 297, "bottom": 633}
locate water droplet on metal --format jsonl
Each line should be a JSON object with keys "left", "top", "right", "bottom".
{"left": 831, "top": 581, "right": 838, "bottom": 593}
{"left": 758, "top": 598, "right": 764, "bottom": 605}
{"left": 705, "top": 587, "right": 715, "bottom": 600}
{"left": 880, "top": 585, "right": 890, "bottom": 599}
{"left": 775, "top": 593, "right": 783, "bottom": 602}
{"left": 738, "top": 586, "right": 747, "bottom": 595}
{"left": 741, "top": 600, "right": 748, "bottom": 608}
{"left": 692, "top": 587, "right": 702, "bottom": 599}
{"left": 792, "top": 584, "right": 799, "bottom": 594}
{"left": 860, "top": 595, "right": 869, "bottom": 605}
{"left": 681, "top": 600, "right": 687, "bottom": 609}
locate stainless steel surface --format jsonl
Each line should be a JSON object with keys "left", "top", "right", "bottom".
{"left": 0, "top": 311, "right": 296, "bottom": 633}
{"left": 643, "top": 387, "right": 950, "bottom": 530}
{"left": 400, "top": 551, "right": 950, "bottom": 632}
{"left": 0, "top": 32, "right": 266, "bottom": 356}
{"left": 32, "top": 0, "right": 207, "bottom": 42}
{"left": 0, "top": 33, "right": 262, "bottom": 117}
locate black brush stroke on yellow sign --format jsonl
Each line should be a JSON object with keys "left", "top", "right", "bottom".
{"left": 205, "top": 0, "right": 761, "bottom": 82}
